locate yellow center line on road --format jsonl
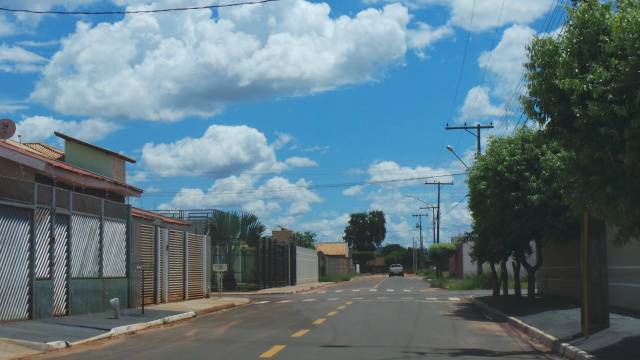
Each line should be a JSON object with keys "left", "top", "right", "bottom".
{"left": 260, "top": 345, "right": 286, "bottom": 358}
{"left": 346, "top": 301, "right": 353, "bottom": 305}
{"left": 373, "top": 278, "right": 385, "bottom": 289}
{"left": 313, "top": 318, "right": 325, "bottom": 325}
{"left": 291, "top": 329, "right": 310, "bottom": 338}
{"left": 338, "top": 306, "right": 346, "bottom": 310}
{"left": 327, "top": 311, "right": 338, "bottom": 316}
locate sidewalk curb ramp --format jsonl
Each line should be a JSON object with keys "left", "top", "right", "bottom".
{"left": 470, "top": 296, "right": 597, "bottom": 360}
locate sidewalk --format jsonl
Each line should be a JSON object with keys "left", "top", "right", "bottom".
{"left": 471, "top": 294, "right": 640, "bottom": 360}
{"left": 0, "top": 282, "right": 327, "bottom": 359}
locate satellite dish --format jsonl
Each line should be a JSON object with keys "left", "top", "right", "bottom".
{"left": 1, "top": 118, "right": 16, "bottom": 142}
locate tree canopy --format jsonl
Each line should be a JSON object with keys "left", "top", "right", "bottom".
{"left": 521, "top": 0, "right": 640, "bottom": 245}
{"left": 343, "top": 210, "right": 386, "bottom": 252}
{"left": 466, "top": 127, "right": 578, "bottom": 298}
{"left": 289, "top": 231, "right": 317, "bottom": 249}
{"left": 427, "top": 243, "right": 457, "bottom": 278}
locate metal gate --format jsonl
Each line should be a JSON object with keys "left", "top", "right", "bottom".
{"left": 187, "top": 233, "right": 204, "bottom": 299}
{"left": 168, "top": 230, "right": 184, "bottom": 302}
{"left": 140, "top": 225, "right": 155, "bottom": 305}
{"left": 53, "top": 214, "right": 69, "bottom": 316}
{"left": 0, "top": 206, "right": 31, "bottom": 321}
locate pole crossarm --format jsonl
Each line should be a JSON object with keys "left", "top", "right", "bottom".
{"left": 445, "top": 123, "right": 494, "bottom": 156}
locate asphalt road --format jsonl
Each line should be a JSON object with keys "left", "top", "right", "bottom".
{"left": 34, "top": 275, "right": 562, "bottom": 360}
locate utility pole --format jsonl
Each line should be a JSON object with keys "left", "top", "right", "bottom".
{"left": 426, "top": 182, "right": 453, "bottom": 243}
{"left": 445, "top": 123, "right": 494, "bottom": 159}
{"left": 445, "top": 123, "right": 493, "bottom": 275}
{"left": 412, "top": 214, "right": 428, "bottom": 268}
{"left": 420, "top": 206, "right": 437, "bottom": 246}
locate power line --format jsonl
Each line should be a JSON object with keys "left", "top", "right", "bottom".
{"left": 0, "top": 0, "right": 279, "bottom": 15}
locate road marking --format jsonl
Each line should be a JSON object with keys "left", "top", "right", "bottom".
{"left": 346, "top": 301, "right": 353, "bottom": 305}
{"left": 318, "top": 291, "right": 327, "bottom": 294}
{"left": 377, "top": 297, "right": 388, "bottom": 299}
{"left": 338, "top": 306, "right": 346, "bottom": 309}
{"left": 402, "top": 297, "right": 413, "bottom": 300}
{"left": 369, "top": 289, "right": 377, "bottom": 292}
{"left": 352, "top": 289, "right": 360, "bottom": 292}
{"left": 327, "top": 311, "right": 338, "bottom": 316}
{"left": 352, "top": 297, "right": 363, "bottom": 300}
{"left": 313, "top": 318, "right": 325, "bottom": 325}
{"left": 302, "top": 299, "right": 316, "bottom": 302}
{"left": 256, "top": 301, "right": 271, "bottom": 304}
{"left": 449, "top": 297, "right": 461, "bottom": 301}
{"left": 335, "top": 290, "right": 344, "bottom": 293}
{"left": 260, "top": 345, "right": 286, "bottom": 358}
{"left": 278, "top": 300, "right": 292, "bottom": 303}
{"left": 404, "top": 290, "right": 411, "bottom": 292}
{"left": 328, "top": 298, "right": 339, "bottom": 301}
{"left": 387, "top": 289, "right": 394, "bottom": 292}
{"left": 426, "top": 298, "right": 438, "bottom": 301}
{"left": 291, "top": 330, "right": 310, "bottom": 338}
{"left": 373, "top": 279, "right": 385, "bottom": 289}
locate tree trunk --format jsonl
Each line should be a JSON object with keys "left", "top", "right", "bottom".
{"left": 517, "top": 241, "right": 544, "bottom": 301}
{"left": 500, "top": 260, "right": 508, "bottom": 297}
{"left": 581, "top": 214, "right": 610, "bottom": 335}
{"left": 490, "top": 263, "right": 499, "bottom": 297}
{"left": 512, "top": 257, "right": 521, "bottom": 299}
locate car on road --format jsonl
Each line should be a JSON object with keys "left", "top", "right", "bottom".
{"left": 389, "top": 264, "right": 404, "bottom": 277}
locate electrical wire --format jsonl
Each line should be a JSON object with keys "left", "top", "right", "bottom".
{"left": 0, "top": 0, "right": 279, "bottom": 15}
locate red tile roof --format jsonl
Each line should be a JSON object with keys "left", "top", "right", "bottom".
{"left": 0, "top": 140, "right": 143, "bottom": 197}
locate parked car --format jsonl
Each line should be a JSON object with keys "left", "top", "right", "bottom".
{"left": 388, "top": 264, "right": 404, "bottom": 277}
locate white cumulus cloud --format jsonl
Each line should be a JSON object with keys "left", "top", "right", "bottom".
{"left": 15, "top": 116, "right": 121, "bottom": 143}
{"left": 30, "top": 0, "right": 411, "bottom": 122}
{"left": 140, "top": 125, "right": 282, "bottom": 177}
{"left": 0, "top": 44, "right": 47, "bottom": 73}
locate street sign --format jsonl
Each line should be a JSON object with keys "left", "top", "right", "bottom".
{"left": 212, "top": 264, "right": 227, "bottom": 272}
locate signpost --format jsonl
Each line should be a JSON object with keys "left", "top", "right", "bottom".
{"left": 212, "top": 264, "right": 228, "bottom": 299}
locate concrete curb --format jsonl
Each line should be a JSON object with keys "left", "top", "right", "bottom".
{"left": 470, "top": 297, "right": 597, "bottom": 360}
{"left": 38, "top": 302, "right": 244, "bottom": 353}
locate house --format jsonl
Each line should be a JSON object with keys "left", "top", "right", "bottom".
{"left": 272, "top": 225, "right": 294, "bottom": 244}
{"left": 0, "top": 133, "right": 143, "bottom": 201}
{"left": 0, "top": 133, "right": 209, "bottom": 321}
{"left": 316, "top": 242, "right": 352, "bottom": 276}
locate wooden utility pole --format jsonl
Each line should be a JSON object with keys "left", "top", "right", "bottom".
{"left": 445, "top": 123, "right": 494, "bottom": 158}
{"left": 412, "top": 214, "right": 428, "bottom": 268}
{"left": 445, "top": 123, "right": 493, "bottom": 275}
{"left": 425, "top": 181, "right": 453, "bottom": 243}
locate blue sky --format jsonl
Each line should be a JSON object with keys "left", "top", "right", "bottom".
{"left": 0, "top": 0, "right": 568, "bottom": 247}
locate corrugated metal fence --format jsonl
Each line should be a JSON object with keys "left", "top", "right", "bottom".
{"left": 0, "top": 175, "right": 129, "bottom": 321}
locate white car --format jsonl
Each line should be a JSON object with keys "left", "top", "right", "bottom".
{"left": 388, "top": 264, "right": 404, "bottom": 277}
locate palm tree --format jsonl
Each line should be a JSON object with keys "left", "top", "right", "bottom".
{"left": 204, "top": 210, "right": 265, "bottom": 290}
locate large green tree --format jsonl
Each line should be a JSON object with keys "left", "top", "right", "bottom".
{"left": 289, "top": 231, "right": 317, "bottom": 249}
{"left": 466, "top": 127, "right": 578, "bottom": 299}
{"left": 343, "top": 210, "right": 386, "bottom": 252}
{"left": 521, "top": 0, "right": 640, "bottom": 246}
{"left": 521, "top": 0, "right": 640, "bottom": 331}
{"left": 204, "top": 210, "right": 266, "bottom": 290}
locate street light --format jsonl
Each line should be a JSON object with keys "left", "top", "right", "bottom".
{"left": 446, "top": 145, "right": 469, "bottom": 170}
{"left": 406, "top": 194, "right": 434, "bottom": 207}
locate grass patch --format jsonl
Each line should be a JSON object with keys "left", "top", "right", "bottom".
{"left": 428, "top": 273, "right": 528, "bottom": 291}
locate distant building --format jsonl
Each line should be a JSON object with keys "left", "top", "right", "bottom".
{"left": 272, "top": 225, "right": 294, "bottom": 244}
{"left": 316, "top": 242, "right": 352, "bottom": 276}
